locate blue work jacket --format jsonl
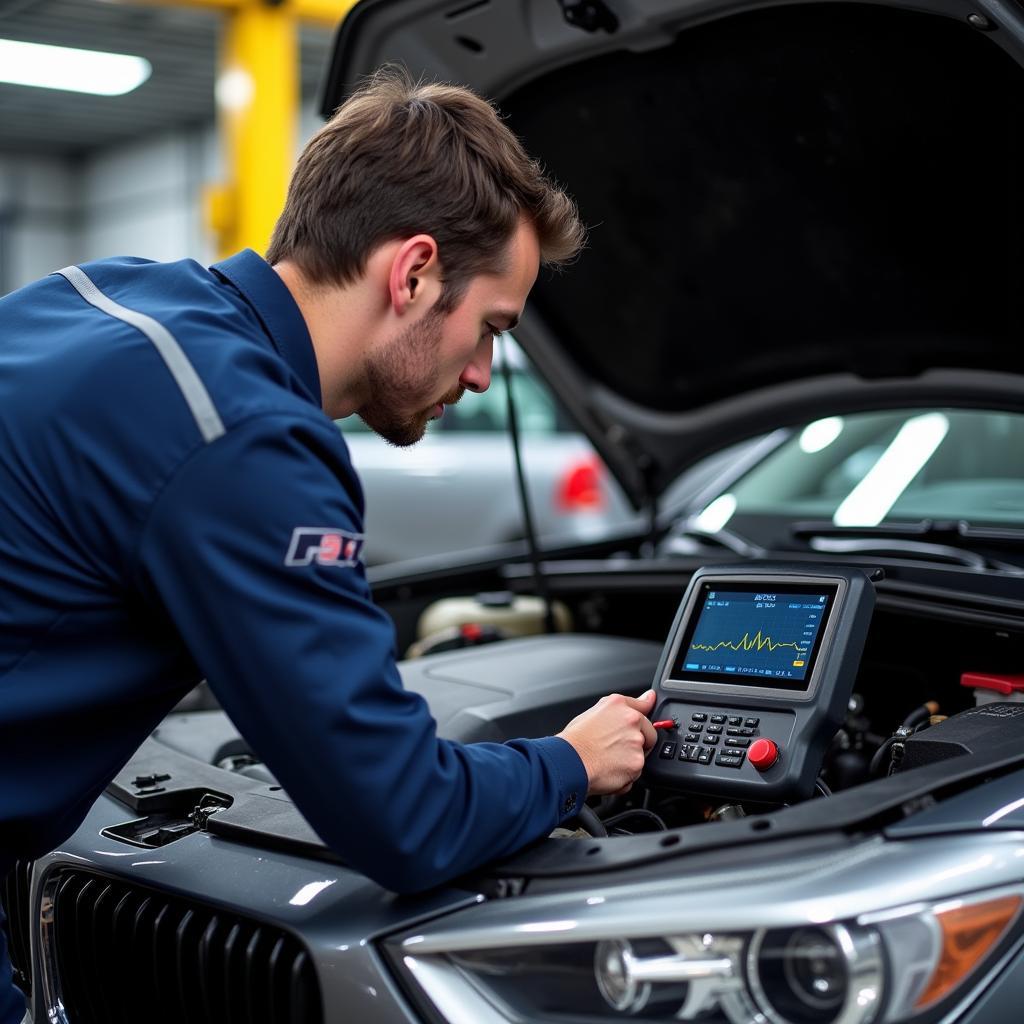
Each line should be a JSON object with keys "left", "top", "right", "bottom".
{"left": 0, "top": 251, "right": 586, "bottom": 1024}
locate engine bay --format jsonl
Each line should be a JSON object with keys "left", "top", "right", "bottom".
{"left": 134, "top": 560, "right": 1024, "bottom": 856}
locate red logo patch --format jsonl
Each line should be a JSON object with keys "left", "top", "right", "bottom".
{"left": 317, "top": 533, "right": 342, "bottom": 563}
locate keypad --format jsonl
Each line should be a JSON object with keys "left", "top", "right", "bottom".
{"left": 656, "top": 707, "right": 765, "bottom": 771}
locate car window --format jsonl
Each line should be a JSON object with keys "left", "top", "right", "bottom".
{"left": 436, "top": 369, "right": 570, "bottom": 434}
{"left": 335, "top": 336, "right": 636, "bottom": 566}
{"left": 700, "top": 409, "right": 1024, "bottom": 528}
{"left": 337, "top": 344, "right": 569, "bottom": 436}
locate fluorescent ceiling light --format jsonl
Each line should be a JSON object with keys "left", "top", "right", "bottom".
{"left": 833, "top": 412, "right": 949, "bottom": 527}
{"left": 0, "top": 38, "right": 151, "bottom": 96}
{"left": 799, "top": 416, "right": 844, "bottom": 454}
{"left": 693, "top": 493, "right": 738, "bottom": 533}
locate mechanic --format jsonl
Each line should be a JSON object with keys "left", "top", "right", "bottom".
{"left": 0, "top": 68, "right": 658, "bottom": 1024}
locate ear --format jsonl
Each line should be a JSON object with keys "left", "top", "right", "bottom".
{"left": 388, "top": 235, "right": 443, "bottom": 317}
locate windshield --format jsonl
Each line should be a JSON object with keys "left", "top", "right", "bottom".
{"left": 697, "top": 410, "right": 1024, "bottom": 530}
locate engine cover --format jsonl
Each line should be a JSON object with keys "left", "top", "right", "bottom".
{"left": 899, "top": 702, "right": 1024, "bottom": 771}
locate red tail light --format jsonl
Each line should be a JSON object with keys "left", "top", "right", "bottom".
{"left": 556, "top": 454, "right": 606, "bottom": 511}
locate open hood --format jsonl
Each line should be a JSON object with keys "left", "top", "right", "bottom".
{"left": 322, "top": 0, "right": 1024, "bottom": 508}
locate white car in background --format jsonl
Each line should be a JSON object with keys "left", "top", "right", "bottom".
{"left": 338, "top": 340, "right": 636, "bottom": 565}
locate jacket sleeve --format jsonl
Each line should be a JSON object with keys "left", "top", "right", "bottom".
{"left": 133, "top": 412, "right": 588, "bottom": 893}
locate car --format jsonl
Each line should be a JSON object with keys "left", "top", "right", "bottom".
{"left": 5, "top": 1, "right": 1024, "bottom": 1023}
{"left": 338, "top": 340, "right": 638, "bottom": 565}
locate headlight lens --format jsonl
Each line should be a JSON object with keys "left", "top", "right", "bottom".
{"left": 449, "top": 937, "right": 692, "bottom": 1020}
{"left": 748, "top": 924, "right": 883, "bottom": 1024}
{"left": 395, "top": 887, "right": 1023, "bottom": 1024}
{"left": 594, "top": 938, "right": 653, "bottom": 1013}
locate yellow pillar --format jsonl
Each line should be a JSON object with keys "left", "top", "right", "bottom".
{"left": 208, "top": 0, "right": 297, "bottom": 257}
{"left": 127, "top": 0, "right": 358, "bottom": 257}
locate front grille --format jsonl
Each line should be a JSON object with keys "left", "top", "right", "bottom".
{"left": 0, "top": 860, "right": 33, "bottom": 998}
{"left": 49, "top": 869, "right": 322, "bottom": 1024}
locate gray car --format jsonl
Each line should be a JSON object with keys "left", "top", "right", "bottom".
{"left": 6, "top": 1, "right": 1024, "bottom": 1023}
{"left": 339, "top": 341, "right": 637, "bottom": 565}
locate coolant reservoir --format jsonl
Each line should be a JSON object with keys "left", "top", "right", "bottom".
{"left": 961, "top": 671, "right": 1024, "bottom": 706}
{"left": 416, "top": 591, "right": 572, "bottom": 641}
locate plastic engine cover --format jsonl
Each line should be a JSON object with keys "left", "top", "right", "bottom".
{"left": 899, "top": 702, "right": 1024, "bottom": 772}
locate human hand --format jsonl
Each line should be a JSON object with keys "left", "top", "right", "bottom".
{"left": 557, "top": 690, "right": 658, "bottom": 795}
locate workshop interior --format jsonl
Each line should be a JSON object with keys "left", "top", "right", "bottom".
{"left": 3, "top": 1, "right": 1024, "bottom": 1024}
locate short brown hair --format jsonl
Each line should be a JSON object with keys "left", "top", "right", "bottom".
{"left": 266, "top": 66, "right": 584, "bottom": 310}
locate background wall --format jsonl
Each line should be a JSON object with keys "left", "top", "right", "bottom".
{"left": 0, "top": 101, "right": 323, "bottom": 295}
{"left": 0, "top": 154, "right": 78, "bottom": 290}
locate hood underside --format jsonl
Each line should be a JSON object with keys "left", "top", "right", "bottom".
{"left": 323, "top": 0, "right": 1024, "bottom": 504}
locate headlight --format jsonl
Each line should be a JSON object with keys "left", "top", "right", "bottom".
{"left": 391, "top": 887, "right": 1022, "bottom": 1024}
{"left": 748, "top": 924, "right": 882, "bottom": 1024}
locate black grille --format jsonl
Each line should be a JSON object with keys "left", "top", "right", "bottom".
{"left": 50, "top": 869, "right": 322, "bottom": 1024}
{"left": 0, "top": 860, "right": 33, "bottom": 998}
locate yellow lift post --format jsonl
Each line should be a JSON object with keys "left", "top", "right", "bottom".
{"left": 127, "top": 0, "right": 358, "bottom": 257}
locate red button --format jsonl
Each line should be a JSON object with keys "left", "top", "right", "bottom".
{"left": 749, "top": 738, "right": 779, "bottom": 771}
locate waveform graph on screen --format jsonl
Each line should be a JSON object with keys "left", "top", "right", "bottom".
{"left": 682, "top": 589, "right": 830, "bottom": 680}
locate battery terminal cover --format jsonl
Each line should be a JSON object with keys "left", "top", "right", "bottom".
{"left": 961, "top": 672, "right": 1024, "bottom": 705}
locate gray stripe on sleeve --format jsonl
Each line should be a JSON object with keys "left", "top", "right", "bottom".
{"left": 56, "top": 265, "right": 226, "bottom": 443}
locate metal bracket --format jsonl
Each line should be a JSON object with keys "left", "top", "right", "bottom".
{"left": 558, "top": 0, "right": 619, "bottom": 33}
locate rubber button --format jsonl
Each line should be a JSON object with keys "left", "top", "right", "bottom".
{"left": 749, "top": 738, "right": 780, "bottom": 771}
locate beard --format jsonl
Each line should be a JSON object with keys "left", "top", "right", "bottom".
{"left": 358, "top": 306, "right": 464, "bottom": 447}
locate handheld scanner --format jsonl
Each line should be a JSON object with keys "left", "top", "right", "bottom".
{"left": 644, "top": 565, "right": 875, "bottom": 802}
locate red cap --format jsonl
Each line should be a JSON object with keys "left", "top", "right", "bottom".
{"left": 960, "top": 672, "right": 1024, "bottom": 696}
{"left": 748, "top": 738, "right": 780, "bottom": 771}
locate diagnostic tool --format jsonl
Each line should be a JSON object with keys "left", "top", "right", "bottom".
{"left": 644, "top": 565, "right": 875, "bottom": 802}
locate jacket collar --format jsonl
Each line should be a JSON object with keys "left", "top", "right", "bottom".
{"left": 212, "top": 249, "right": 322, "bottom": 406}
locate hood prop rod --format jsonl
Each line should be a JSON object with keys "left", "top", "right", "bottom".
{"left": 500, "top": 335, "right": 557, "bottom": 634}
{"left": 640, "top": 454, "right": 660, "bottom": 557}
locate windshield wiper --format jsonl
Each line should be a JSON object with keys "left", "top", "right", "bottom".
{"left": 790, "top": 519, "right": 1024, "bottom": 572}
{"left": 664, "top": 521, "right": 767, "bottom": 559}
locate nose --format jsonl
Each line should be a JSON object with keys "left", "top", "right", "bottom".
{"left": 459, "top": 335, "right": 493, "bottom": 394}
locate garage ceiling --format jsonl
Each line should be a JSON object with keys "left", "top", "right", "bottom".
{"left": 0, "top": 0, "right": 337, "bottom": 157}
